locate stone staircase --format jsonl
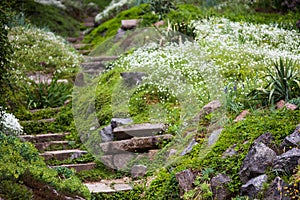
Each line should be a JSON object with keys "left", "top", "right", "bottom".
{"left": 19, "top": 110, "right": 97, "bottom": 172}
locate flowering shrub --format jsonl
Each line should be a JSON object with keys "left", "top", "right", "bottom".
{"left": 0, "top": 108, "right": 23, "bottom": 136}
{"left": 8, "top": 26, "right": 82, "bottom": 76}
{"left": 95, "top": 0, "right": 130, "bottom": 23}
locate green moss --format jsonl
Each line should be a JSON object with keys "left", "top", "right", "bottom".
{"left": 12, "top": 0, "right": 81, "bottom": 37}
{"left": 84, "top": 4, "right": 152, "bottom": 47}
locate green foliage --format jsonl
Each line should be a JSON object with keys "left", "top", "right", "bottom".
{"left": 25, "top": 77, "right": 72, "bottom": 110}
{"left": 249, "top": 58, "right": 300, "bottom": 105}
{"left": 92, "top": 186, "right": 144, "bottom": 200}
{"left": 10, "top": 0, "right": 82, "bottom": 37}
{"left": 0, "top": 132, "right": 90, "bottom": 199}
{"left": 145, "top": 168, "right": 180, "bottom": 199}
{"left": 84, "top": 4, "right": 152, "bottom": 47}
{"left": 148, "top": 0, "right": 177, "bottom": 19}
{"left": 0, "top": 180, "right": 33, "bottom": 200}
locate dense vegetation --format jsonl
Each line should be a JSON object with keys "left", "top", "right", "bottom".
{"left": 1, "top": 0, "right": 300, "bottom": 199}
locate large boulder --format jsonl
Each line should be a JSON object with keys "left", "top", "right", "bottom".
{"left": 264, "top": 176, "right": 290, "bottom": 200}
{"left": 210, "top": 174, "right": 232, "bottom": 200}
{"left": 241, "top": 174, "right": 268, "bottom": 198}
{"left": 280, "top": 124, "right": 300, "bottom": 152}
{"left": 273, "top": 148, "right": 300, "bottom": 174}
{"left": 239, "top": 142, "right": 276, "bottom": 183}
{"left": 175, "top": 169, "right": 196, "bottom": 194}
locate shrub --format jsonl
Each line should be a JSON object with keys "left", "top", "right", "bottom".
{"left": 0, "top": 108, "right": 24, "bottom": 136}
{"left": 248, "top": 58, "right": 300, "bottom": 105}
{"left": 25, "top": 76, "right": 72, "bottom": 109}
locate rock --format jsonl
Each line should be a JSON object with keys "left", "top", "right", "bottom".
{"left": 121, "top": 19, "right": 139, "bottom": 30}
{"left": 100, "top": 125, "right": 113, "bottom": 142}
{"left": 168, "top": 149, "right": 177, "bottom": 157}
{"left": 234, "top": 110, "right": 250, "bottom": 122}
{"left": 210, "top": 174, "right": 232, "bottom": 200}
{"left": 241, "top": 174, "right": 268, "bottom": 198}
{"left": 198, "top": 100, "right": 222, "bottom": 119}
{"left": 264, "top": 176, "right": 290, "bottom": 200}
{"left": 175, "top": 169, "right": 196, "bottom": 194}
{"left": 116, "top": 28, "right": 126, "bottom": 39}
{"left": 180, "top": 139, "right": 198, "bottom": 156}
{"left": 280, "top": 124, "right": 300, "bottom": 151}
{"left": 285, "top": 103, "right": 298, "bottom": 110}
{"left": 113, "top": 123, "right": 165, "bottom": 140}
{"left": 111, "top": 118, "right": 133, "bottom": 129}
{"left": 120, "top": 72, "right": 147, "bottom": 88}
{"left": 131, "top": 165, "right": 147, "bottom": 178}
{"left": 208, "top": 128, "right": 223, "bottom": 146}
{"left": 101, "top": 155, "right": 115, "bottom": 169}
{"left": 239, "top": 142, "right": 276, "bottom": 183}
{"left": 222, "top": 144, "right": 237, "bottom": 158}
{"left": 253, "top": 132, "right": 278, "bottom": 153}
{"left": 113, "top": 153, "right": 135, "bottom": 170}
{"left": 34, "top": 0, "right": 65, "bottom": 9}
{"left": 154, "top": 20, "right": 164, "bottom": 27}
{"left": 273, "top": 148, "right": 300, "bottom": 174}
{"left": 100, "top": 134, "right": 173, "bottom": 153}
{"left": 276, "top": 100, "right": 298, "bottom": 110}
{"left": 276, "top": 100, "right": 285, "bottom": 109}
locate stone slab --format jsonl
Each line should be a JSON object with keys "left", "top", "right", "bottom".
{"left": 35, "top": 140, "right": 72, "bottom": 151}
{"left": 84, "top": 183, "right": 115, "bottom": 193}
{"left": 100, "top": 134, "right": 173, "bottom": 153}
{"left": 113, "top": 123, "right": 165, "bottom": 140}
{"left": 54, "top": 162, "right": 97, "bottom": 172}
{"left": 19, "top": 132, "right": 70, "bottom": 143}
{"left": 40, "top": 149, "right": 87, "bottom": 161}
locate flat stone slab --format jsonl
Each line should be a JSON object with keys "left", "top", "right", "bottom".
{"left": 81, "top": 62, "right": 106, "bottom": 70}
{"left": 84, "top": 56, "right": 118, "bottom": 62}
{"left": 100, "top": 134, "right": 173, "bottom": 153}
{"left": 29, "top": 107, "right": 61, "bottom": 113}
{"left": 19, "top": 132, "right": 70, "bottom": 143}
{"left": 40, "top": 149, "right": 87, "bottom": 161}
{"left": 113, "top": 123, "right": 165, "bottom": 140}
{"left": 20, "top": 118, "right": 56, "bottom": 124}
{"left": 84, "top": 182, "right": 132, "bottom": 193}
{"left": 121, "top": 19, "right": 139, "bottom": 30}
{"left": 85, "top": 183, "right": 115, "bottom": 193}
{"left": 52, "top": 162, "right": 96, "bottom": 172}
{"left": 35, "top": 140, "right": 73, "bottom": 151}
{"left": 73, "top": 44, "right": 90, "bottom": 50}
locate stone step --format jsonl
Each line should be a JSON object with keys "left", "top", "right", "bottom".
{"left": 20, "top": 118, "right": 56, "bottom": 124}
{"left": 73, "top": 43, "right": 90, "bottom": 50}
{"left": 51, "top": 162, "right": 97, "bottom": 172}
{"left": 34, "top": 140, "right": 74, "bottom": 151}
{"left": 40, "top": 149, "right": 87, "bottom": 161}
{"left": 29, "top": 107, "right": 61, "bottom": 113}
{"left": 84, "top": 56, "right": 118, "bottom": 62}
{"left": 19, "top": 132, "right": 70, "bottom": 143}
{"left": 84, "top": 182, "right": 132, "bottom": 193}
{"left": 78, "top": 50, "right": 91, "bottom": 55}
{"left": 81, "top": 62, "right": 106, "bottom": 70}
{"left": 113, "top": 123, "right": 166, "bottom": 140}
{"left": 100, "top": 134, "right": 173, "bottom": 153}
{"left": 82, "top": 69, "right": 104, "bottom": 76}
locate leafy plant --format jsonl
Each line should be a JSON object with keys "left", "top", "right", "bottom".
{"left": 248, "top": 58, "right": 300, "bottom": 105}
{"left": 25, "top": 76, "right": 72, "bottom": 109}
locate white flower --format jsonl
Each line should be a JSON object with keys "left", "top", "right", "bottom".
{"left": 0, "top": 109, "right": 24, "bottom": 136}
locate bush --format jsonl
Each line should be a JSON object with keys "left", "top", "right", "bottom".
{"left": 0, "top": 108, "right": 24, "bottom": 136}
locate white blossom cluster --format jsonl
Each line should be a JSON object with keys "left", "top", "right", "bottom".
{"left": 95, "top": 0, "right": 131, "bottom": 23}
{"left": 0, "top": 109, "right": 24, "bottom": 136}
{"left": 8, "top": 26, "right": 82, "bottom": 75}
{"left": 110, "top": 17, "right": 300, "bottom": 118}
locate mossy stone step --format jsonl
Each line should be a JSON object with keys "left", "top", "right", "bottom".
{"left": 84, "top": 56, "right": 118, "bottom": 62}
{"left": 100, "top": 134, "right": 173, "bottom": 153}
{"left": 78, "top": 50, "right": 91, "bottom": 55}
{"left": 20, "top": 118, "right": 56, "bottom": 124}
{"left": 40, "top": 149, "right": 87, "bottom": 161}
{"left": 29, "top": 107, "right": 61, "bottom": 113}
{"left": 73, "top": 43, "right": 91, "bottom": 50}
{"left": 51, "top": 162, "right": 97, "bottom": 172}
{"left": 84, "top": 181, "right": 132, "bottom": 193}
{"left": 19, "top": 132, "right": 70, "bottom": 143}
{"left": 35, "top": 140, "right": 75, "bottom": 151}
{"left": 113, "top": 123, "right": 166, "bottom": 140}
{"left": 81, "top": 62, "right": 106, "bottom": 70}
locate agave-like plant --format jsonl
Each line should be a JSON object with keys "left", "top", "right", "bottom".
{"left": 249, "top": 58, "right": 300, "bottom": 105}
